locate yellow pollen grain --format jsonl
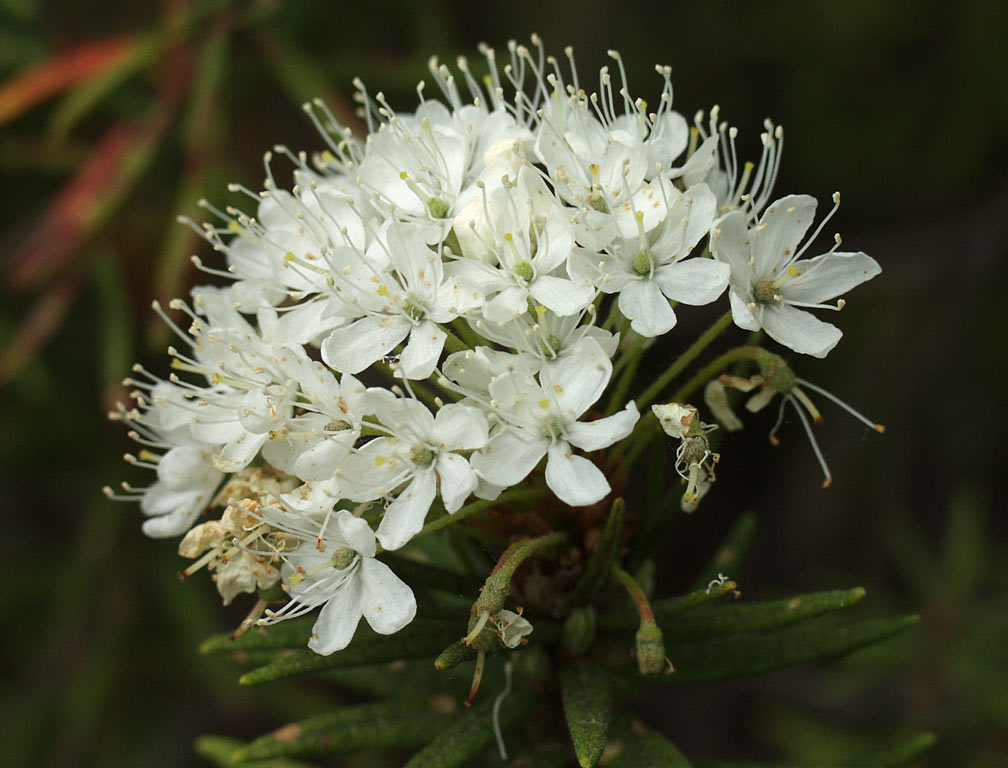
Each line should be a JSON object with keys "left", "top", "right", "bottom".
{"left": 538, "top": 398, "right": 550, "bottom": 409}
{"left": 375, "top": 456, "right": 386, "bottom": 466}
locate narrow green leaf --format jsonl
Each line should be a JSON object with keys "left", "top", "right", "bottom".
{"left": 380, "top": 553, "right": 478, "bottom": 596}
{"left": 662, "top": 588, "right": 866, "bottom": 641}
{"left": 239, "top": 620, "right": 461, "bottom": 685}
{"left": 565, "top": 498, "right": 625, "bottom": 606}
{"left": 194, "top": 735, "right": 316, "bottom": 767}
{"left": 231, "top": 700, "right": 452, "bottom": 761}
{"left": 508, "top": 744, "right": 570, "bottom": 767}
{"left": 691, "top": 511, "right": 757, "bottom": 591}
{"left": 559, "top": 661, "right": 614, "bottom": 768}
{"left": 654, "top": 615, "right": 919, "bottom": 685}
{"left": 842, "top": 732, "right": 936, "bottom": 767}
{"left": 598, "top": 580, "right": 737, "bottom": 631}
{"left": 605, "top": 728, "right": 692, "bottom": 767}
{"left": 693, "top": 732, "right": 934, "bottom": 768}
{"left": 403, "top": 689, "right": 535, "bottom": 768}
{"left": 200, "top": 617, "right": 315, "bottom": 655}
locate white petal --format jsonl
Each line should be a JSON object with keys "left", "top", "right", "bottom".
{"left": 710, "top": 210, "right": 753, "bottom": 280}
{"left": 436, "top": 452, "right": 479, "bottom": 512}
{"left": 529, "top": 274, "right": 594, "bottom": 316}
{"left": 619, "top": 279, "right": 677, "bottom": 337}
{"left": 752, "top": 195, "right": 817, "bottom": 277}
{"left": 398, "top": 321, "right": 446, "bottom": 380}
{"left": 335, "top": 510, "right": 377, "bottom": 557}
{"left": 654, "top": 258, "right": 730, "bottom": 306}
{"left": 729, "top": 290, "right": 761, "bottom": 331}
{"left": 471, "top": 430, "right": 548, "bottom": 487}
{"left": 376, "top": 469, "right": 437, "bottom": 550}
{"left": 308, "top": 575, "right": 364, "bottom": 655}
{"left": 213, "top": 432, "right": 268, "bottom": 472}
{"left": 545, "top": 442, "right": 611, "bottom": 506}
{"left": 566, "top": 402, "right": 639, "bottom": 452}
{"left": 781, "top": 251, "right": 881, "bottom": 304}
{"left": 761, "top": 303, "right": 842, "bottom": 358}
{"left": 359, "top": 557, "right": 417, "bottom": 635}
{"left": 484, "top": 285, "right": 529, "bottom": 323}
{"left": 140, "top": 485, "right": 213, "bottom": 538}
{"left": 433, "top": 403, "right": 489, "bottom": 451}
{"left": 539, "top": 337, "right": 612, "bottom": 418}
{"left": 321, "top": 315, "right": 411, "bottom": 374}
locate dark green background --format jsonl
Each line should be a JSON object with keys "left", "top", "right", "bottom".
{"left": 1, "top": 1, "right": 1006, "bottom": 765}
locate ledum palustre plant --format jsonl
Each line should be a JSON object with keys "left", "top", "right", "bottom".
{"left": 106, "top": 36, "right": 927, "bottom": 767}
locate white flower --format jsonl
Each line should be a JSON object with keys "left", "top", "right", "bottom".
{"left": 711, "top": 193, "right": 881, "bottom": 357}
{"left": 579, "top": 181, "right": 728, "bottom": 337}
{"left": 258, "top": 508, "right": 416, "bottom": 655}
{"left": 339, "top": 400, "right": 489, "bottom": 550}
{"left": 320, "top": 223, "right": 478, "bottom": 379}
{"left": 471, "top": 338, "right": 638, "bottom": 506}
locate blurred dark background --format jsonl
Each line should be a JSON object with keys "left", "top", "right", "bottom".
{"left": 1, "top": 0, "right": 1006, "bottom": 765}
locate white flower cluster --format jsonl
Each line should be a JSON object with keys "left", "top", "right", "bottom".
{"left": 107, "top": 39, "right": 879, "bottom": 654}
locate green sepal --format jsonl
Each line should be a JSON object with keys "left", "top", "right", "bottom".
{"left": 402, "top": 689, "right": 535, "bottom": 768}
{"left": 598, "top": 579, "right": 737, "bottom": 631}
{"left": 565, "top": 498, "right": 625, "bottom": 606}
{"left": 194, "top": 735, "right": 316, "bottom": 768}
{"left": 662, "top": 588, "right": 866, "bottom": 641}
{"left": 238, "top": 619, "right": 461, "bottom": 685}
{"left": 559, "top": 660, "right": 614, "bottom": 768}
{"left": 604, "top": 715, "right": 692, "bottom": 768}
{"left": 691, "top": 511, "right": 757, "bottom": 591}
{"left": 230, "top": 700, "right": 453, "bottom": 762}
{"left": 653, "top": 614, "right": 919, "bottom": 685}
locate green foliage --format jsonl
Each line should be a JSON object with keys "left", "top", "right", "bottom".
{"left": 559, "top": 661, "right": 614, "bottom": 768}
{"left": 231, "top": 700, "right": 453, "bottom": 762}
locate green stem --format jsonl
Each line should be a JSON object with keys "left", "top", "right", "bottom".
{"left": 612, "top": 565, "right": 667, "bottom": 674}
{"left": 451, "top": 318, "right": 484, "bottom": 349}
{"left": 414, "top": 488, "right": 545, "bottom": 540}
{"left": 442, "top": 326, "right": 469, "bottom": 354}
{"left": 612, "top": 566, "right": 655, "bottom": 623}
{"left": 669, "top": 345, "right": 762, "bottom": 404}
{"left": 605, "top": 336, "right": 646, "bottom": 415}
{"left": 601, "top": 297, "right": 623, "bottom": 331}
{"left": 636, "top": 310, "right": 733, "bottom": 410}
{"left": 616, "top": 344, "right": 763, "bottom": 470}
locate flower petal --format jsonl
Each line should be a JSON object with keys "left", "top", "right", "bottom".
{"left": 781, "top": 251, "right": 881, "bottom": 304}
{"left": 654, "top": 258, "right": 730, "bottom": 306}
{"left": 471, "top": 430, "right": 548, "bottom": 488}
{"left": 376, "top": 468, "right": 437, "bottom": 550}
{"left": 529, "top": 274, "right": 594, "bottom": 316}
{"left": 321, "top": 315, "right": 411, "bottom": 374}
{"left": 308, "top": 574, "right": 364, "bottom": 655}
{"left": 399, "top": 321, "right": 446, "bottom": 380}
{"left": 436, "top": 452, "right": 478, "bottom": 513}
{"left": 618, "top": 279, "right": 677, "bottom": 337}
{"left": 761, "top": 302, "right": 842, "bottom": 358}
{"left": 359, "top": 557, "right": 417, "bottom": 635}
{"left": 752, "top": 195, "right": 817, "bottom": 277}
{"left": 433, "top": 403, "right": 489, "bottom": 451}
{"left": 545, "top": 441, "right": 611, "bottom": 506}
{"left": 539, "top": 337, "right": 612, "bottom": 418}
{"left": 566, "top": 401, "right": 639, "bottom": 452}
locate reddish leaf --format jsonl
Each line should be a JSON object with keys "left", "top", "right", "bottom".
{"left": 0, "top": 37, "right": 137, "bottom": 126}
{"left": 0, "top": 272, "right": 83, "bottom": 387}
{"left": 9, "top": 122, "right": 145, "bottom": 290}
